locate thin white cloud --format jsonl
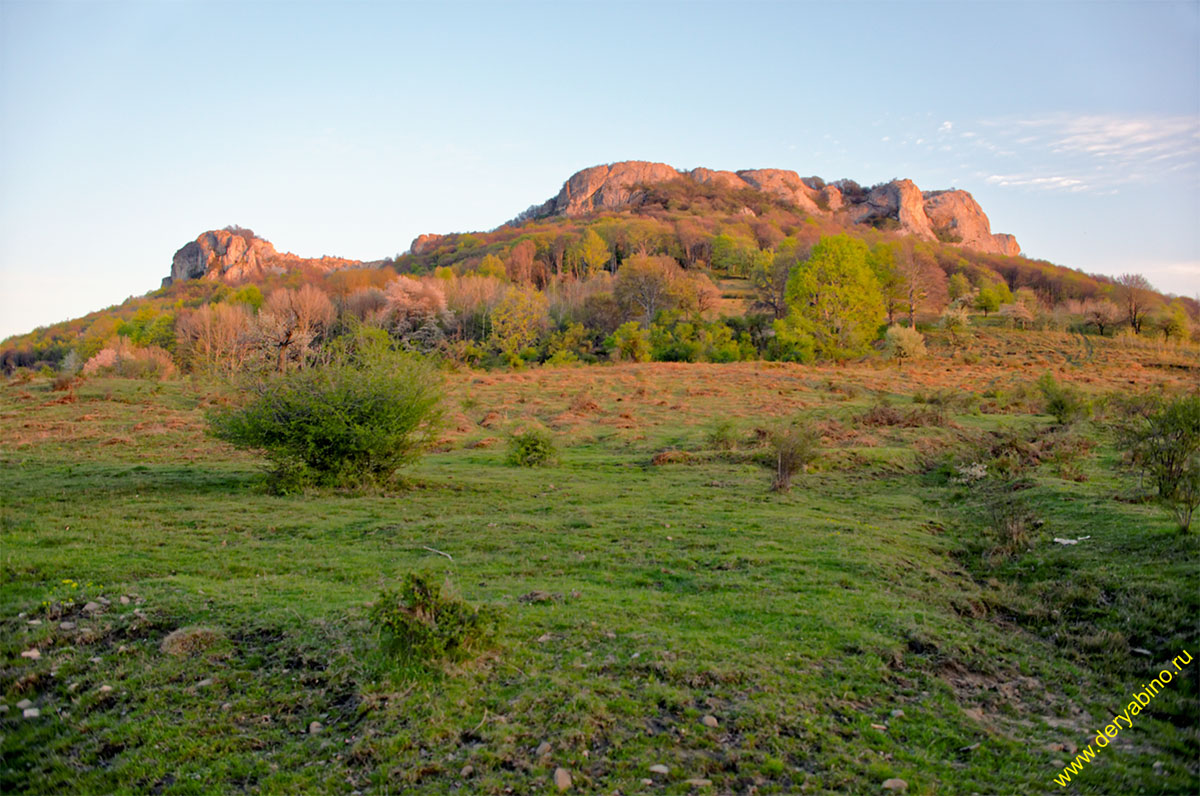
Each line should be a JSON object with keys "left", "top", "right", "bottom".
{"left": 975, "top": 113, "right": 1199, "bottom": 192}
{"left": 939, "top": 121, "right": 953, "bottom": 132}
{"left": 986, "top": 173, "right": 1088, "bottom": 191}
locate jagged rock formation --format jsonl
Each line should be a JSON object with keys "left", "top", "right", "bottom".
{"left": 165, "top": 228, "right": 368, "bottom": 286}
{"left": 922, "top": 190, "right": 1021, "bottom": 256}
{"left": 495, "top": 160, "right": 1019, "bottom": 257}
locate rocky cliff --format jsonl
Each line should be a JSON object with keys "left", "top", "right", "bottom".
{"left": 505, "top": 160, "right": 1019, "bottom": 257}
{"left": 165, "top": 228, "right": 368, "bottom": 286}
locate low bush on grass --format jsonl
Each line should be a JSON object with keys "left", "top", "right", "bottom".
{"left": 506, "top": 427, "right": 556, "bottom": 467}
{"left": 370, "top": 573, "right": 500, "bottom": 669}
{"left": 705, "top": 418, "right": 740, "bottom": 451}
{"left": 1118, "top": 393, "right": 1200, "bottom": 531}
{"left": 206, "top": 330, "right": 443, "bottom": 492}
{"left": 1037, "top": 371, "right": 1091, "bottom": 426}
{"left": 767, "top": 419, "right": 821, "bottom": 492}
{"left": 883, "top": 324, "right": 927, "bottom": 367}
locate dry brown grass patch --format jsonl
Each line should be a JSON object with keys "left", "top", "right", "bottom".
{"left": 161, "top": 627, "right": 225, "bottom": 657}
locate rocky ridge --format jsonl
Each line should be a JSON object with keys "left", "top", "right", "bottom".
{"left": 165, "top": 228, "right": 368, "bottom": 286}
{"left": 502, "top": 160, "right": 1019, "bottom": 257}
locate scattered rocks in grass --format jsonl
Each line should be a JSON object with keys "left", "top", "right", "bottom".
{"left": 221, "top": 703, "right": 232, "bottom": 711}
{"left": 160, "top": 627, "right": 223, "bottom": 657}
{"left": 701, "top": 715, "right": 719, "bottom": 728}
{"left": 60, "top": 622, "right": 76, "bottom": 630}
{"left": 536, "top": 741, "right": 552, "bottom": 757}
{"left": 83, "top": 601, "right": 102, "bottom": 613}
{"left": 518, "top": 591, "right": 561, "bottom": 604}
{"left": 16, "top": 699, "right": 33, "bottom": 710}
{"left": 641, "top": 779, "right": 653, "bottom": 786}
{"left": 871, "top": 723, "right": 888, "bottom": 731}
{"left": 649, "top": 764, "right": 670, "bottom": 775}
{"left": 1132, "top": 647, "right": 1152, "bottom": 656}
{"left": 882, "top": 778, "right": 908, "bottom": 791}
{"left": 99, "top": 685, "right": 113, "bottom": 694}
{"left": 553, "top": 767, "right": 572, "bottom": 791}
{"left": 309, "top": 721, "right": 323, "bottom": 734}
{"left": 196, "top": 678, "right": 214, "bottom": 688}
{"left": 120, "top": 596, "right": 131, "bottom": 605}
{"left": 23, "top": 708, "right": 40, "bottom": 719}
{"left": 460, "top": 764, "right": 474, "bottom": 777}
{"left": 686, "top": 779, "right": 713, "bottom": 788}
{"left": 0, "top": 704, "right": 7, "bottom": 713}
{"left": 20, "top": 648, "right": 41, "bottom": 660}
{"left": 27, "top": 619, "right": 41, "bottom": 626}
{"left": 535, "top": 633, "right": 554, "bottom": 643}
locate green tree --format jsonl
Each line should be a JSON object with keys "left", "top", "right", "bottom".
{"left": 750, "top": 245, "right": 795, "bottom": 319}
{"left": 710, "top": 233, "right": 756, "bottom": 276}
{"left": 231, "top": 285, "right": 264, "bottom": 311}
{"left": 947, "top": 273, "right": 971, "bottom": 303}
{"left": 778, "top": 234, "right": 885, "bottom": 360}
{"left": 576, "top": 228, "right": 611, "bottom": 276}
{"left": 974, "top": 285, "right": 1001, "bottom": 316}
{"left": 1154, "top": 301, "right": 1191, "bottom": 342}
{"left": 867, "top": 242, "right": 904, "bottom": 325}
{"left": 478, "top": 253, "right": 508, "bottom": 280}
{"left": 610, "top": 321, "right": 651, "bottom": 362}
{"left": 614, "top": 254, "right": 679, "bottom": 326}
{"left": 491, "top": 286, "right": 549, "bottom": 364}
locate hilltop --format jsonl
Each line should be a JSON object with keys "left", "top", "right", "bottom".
{"left": 164, "top": 226, "right": 378, "bottom": 287}
{"left": 510, "top": 160, "right": 1020, "bottom": 256}
{"left": 2, "top": 160, "right": 1197, "bottom": 369}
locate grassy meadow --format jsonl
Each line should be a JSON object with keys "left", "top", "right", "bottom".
{"left": 2, "top": 328, "right": 1198, "bottom": 794}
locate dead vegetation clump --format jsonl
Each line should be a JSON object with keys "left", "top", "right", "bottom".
{"left": 569, "top": 390, "right": 602, "bottom": 414}
{"left": 857, "top": 403, "right": 948, "bottom": 428}
{"left": 161, "top": 627, "right": 225, "bottom": 657}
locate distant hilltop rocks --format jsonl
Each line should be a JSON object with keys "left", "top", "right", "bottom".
{"left": 165, "top": 227, "right": 369, "bottom": 286}
{"left": 492, "top": 160, "right": 1019, "bottom": 257}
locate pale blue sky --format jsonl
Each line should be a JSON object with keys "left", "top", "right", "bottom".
{"left": 1, "top": 0, "right": 1197, "bottom": 339}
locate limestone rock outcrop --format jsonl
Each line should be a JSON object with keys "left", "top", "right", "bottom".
{"left": 410, "top": 233, "right": 445, "bottom": 256}
{"left": 548, "top": 161, "right": 682, "bottom": 216}
{"left": 922, "top": 190, "right": 1021, "bottom": 256}
{"left": 165, "top": 228, "right": 366, "bottom": 286}
{"left": 527, "top": 161, "right": 1018, "bottom": 257}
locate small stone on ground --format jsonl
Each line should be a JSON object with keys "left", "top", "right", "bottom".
{"left": 553, "top": 767, "right": 572, "bottom": 791}
{"left": 701, "top": 714, "right": 719, "bottom": 728}
{"left": 882, "top": 778, "right": 908, "bottom": 791}
{"left": 649, "top": 764, "right": 670, "bottom": 775}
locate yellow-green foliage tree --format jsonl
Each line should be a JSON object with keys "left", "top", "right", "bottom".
{"left": 575, "top": 228, "right": 611, "bottom": 277}
{"left": 491, "top": 286, "right": 549, "bottom": 364}
{"left": 778, "top": 234, "right": 884, "bottom": 360}
{"left": 614, "top": 254, "right": 680, "bottom": 326}
{"left": 477, "top": 254, "right": 508, "bottom": 280}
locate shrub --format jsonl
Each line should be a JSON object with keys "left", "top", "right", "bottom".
{"left": 1037, "top": 372, "right": 1091, "bottom": 426}
{"left": 705, "top": 418, "right": 740, "bottom": 451}
{"left": 207, "top": 330, "right": 443, "bottom": 491}
{"left": 984, "top": 491, "right": 1040, "bottom": 563}
{"left": 884, "top": 325, "right": 927, "bottom": 367}
{"left": 370, "top": 573, "right": 499, "bottom": 669}
{"left": 1118, "top": 394, "right": 1200, "bottom": 531}
{"left": 507, "top": 427, "right": 556, "bottom": 467}
{"left": 939, "top": 306, "right": 971, "bottom": 340}
{"left": 610, "top": 321, "right": 651, "bottom": 362}
{"left": 768, "top": 419, "right": 821, "bottom": 492}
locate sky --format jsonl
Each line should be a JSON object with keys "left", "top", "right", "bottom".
{"left": 1, "top": 0, "right": 1197, "bottom": 340}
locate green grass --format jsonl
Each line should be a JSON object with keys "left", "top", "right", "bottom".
{"left": 1, "top": 374, "right": 1197, "bottom": 794}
